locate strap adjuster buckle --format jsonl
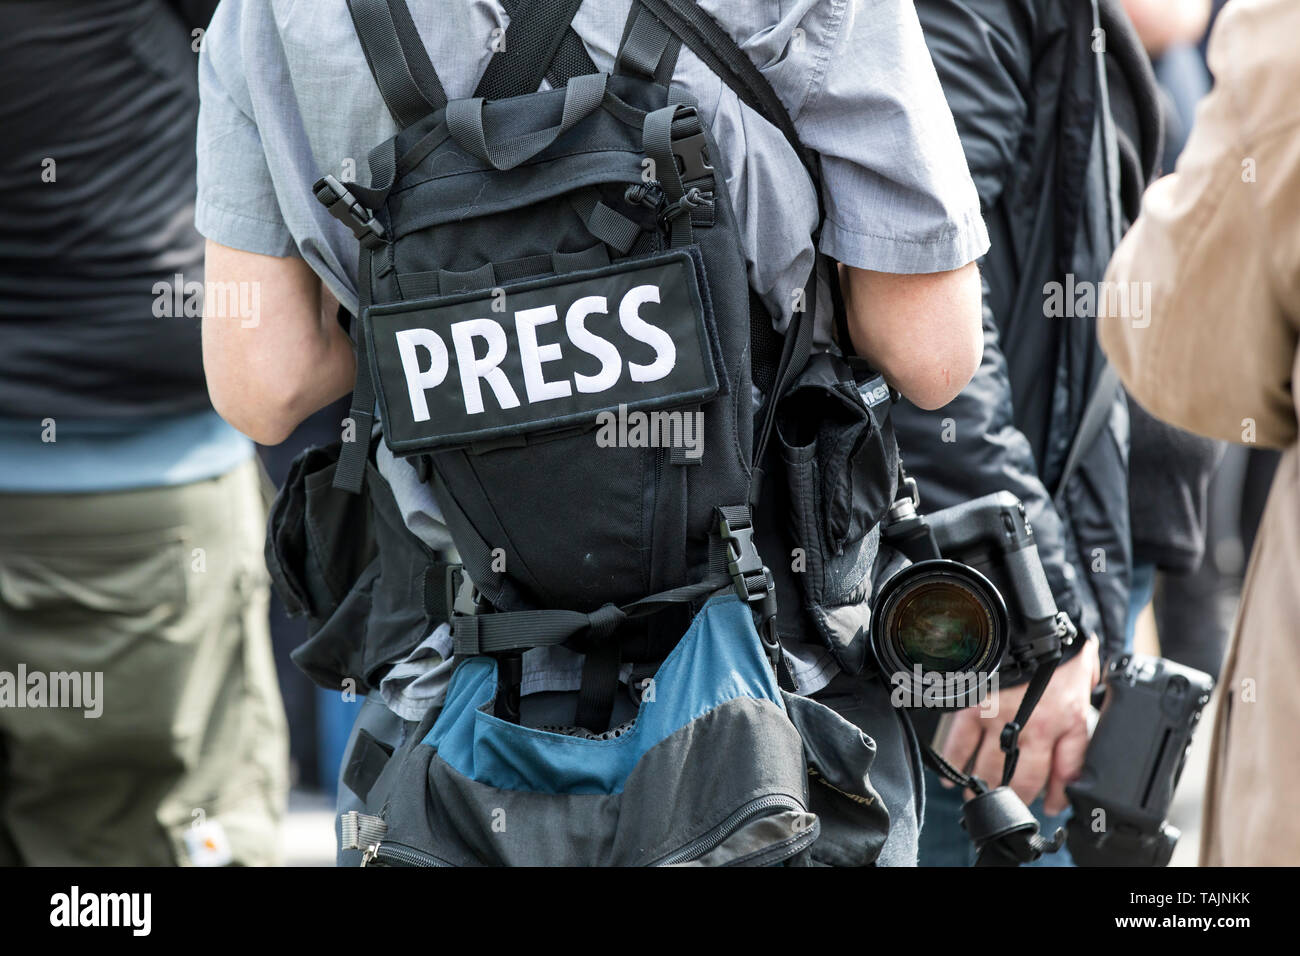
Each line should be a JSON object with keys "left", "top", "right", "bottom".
{"left": 315, "top": 175, "right": 386, "bottom": 246}
{"left": 445, "top": 564, "right": 485, "bottom": 619}
{"left": 716, "top": 509, "right": 773, "bottom": 608}
{"left": 671, "top": 129, "right": 714, "bottom": 184}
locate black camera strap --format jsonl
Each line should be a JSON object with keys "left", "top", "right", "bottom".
{"left": 919, "top": 659, "right": 1068, "bottom": 867}
{"left": 918, "top": 653, "right": 1058, "bottom": 795}
{"left": 996, "top": 655, "right": 1061, "bottom": 786}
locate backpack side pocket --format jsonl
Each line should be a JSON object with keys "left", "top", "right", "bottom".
{"left": 267, "top": 441, "right": 442, "bottom": 693}
{"left": 775, "top": 352, "right": 898, "bottom": 673}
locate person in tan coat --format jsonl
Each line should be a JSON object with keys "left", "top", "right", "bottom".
{"left": 1100, "top": 0, "right": 1300, "bottom": 866}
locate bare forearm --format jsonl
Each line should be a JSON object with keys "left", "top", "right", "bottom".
{"left": 840, "top": 261, "right": 983, "bottom": 410}
{"left": 201, "top": 240, "right": 356, "bottom": 445}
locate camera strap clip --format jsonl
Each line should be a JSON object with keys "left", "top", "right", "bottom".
{"left": 998, "top": 653, "right": 1062, "bottom": 786}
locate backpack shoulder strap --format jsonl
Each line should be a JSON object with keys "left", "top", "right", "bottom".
{"left": 474, "top": 0, "right": 593, "bottom": 99}
{"left": 622, "top": 1, "right": 822, "bottom": 476}
{"left": 347, "top": 0, "right": 448, "bottom": 128}
{"left": 614, "top": 2, "right": 682, "bottom": 85}
{"left": 631, "top": 0, "right": 823, "bottom": 206}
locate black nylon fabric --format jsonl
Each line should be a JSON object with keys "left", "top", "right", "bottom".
{"left": 473, "top": 0, "right": 587, "bottom": 100}
{"left": 266, "top": 440, "right": 448, "bottom": 693}
{"left": 322, "top": 55, "right": 759, "bottom": 622}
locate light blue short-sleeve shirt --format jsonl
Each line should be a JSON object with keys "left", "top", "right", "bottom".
{"left": 197, "top": 0, "right": 987, "bottom": 314}
{"left": 195, "top": 0, "right": 988, "bottom": 694}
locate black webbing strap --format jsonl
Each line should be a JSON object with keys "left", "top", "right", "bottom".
{"left": 454, "top": 603, "right": 621, "bottom": 657}
{"left": 451, "top": 574, "right": 728, "bottom": 657}
{"left": 669, "top": 406, "right": 702, "bottom": 465}
{"left": 447, "top": 72, "right": 608, "bottom": 171}
{"left": 997, "top": 656, "right": 1061, "bottom": 786}
{"left": 636, "top": 0, "right": 822, "bottom": 208}
{"left": 916, "top": 653, "right": 1063, "bottom": 794}
{"left": 333, "top": 244, "right": 378, "bottom": 493}
{"left": 568, "top": 189, "right": 642, "bottom": 255}
{"left": 347, "top": 0, "right": 448, "bottom": 129}
{"left": 614, "top": 4, "right": 681, "bottom": 84}
{"left": 575, "top": 643, "right": 621, "bottom": 731}
{"left": 422, "top": 560, "right": 455, "bottom": 624}
{"left": 1052, "top": 363, "right": 1120, "bottom": 506}
{"left": 474, "top": 0, "right": 588, "bottom": 100}
{"left": 332, "top": 0, "right": 450, "bottom": 493}
{"left": 642, "top": 105, "right": 700, "bottom": 248}
{"left": 437, "top": 262, "right": 497, "bottom": 294}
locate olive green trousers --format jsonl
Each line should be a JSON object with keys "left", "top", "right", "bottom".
{"left": 0, "top": 458, "right": 287, "bottom": 865}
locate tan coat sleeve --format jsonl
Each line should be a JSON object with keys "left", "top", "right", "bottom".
{"left": 1100, "top": 0, "right": 1300, "bottom": 450}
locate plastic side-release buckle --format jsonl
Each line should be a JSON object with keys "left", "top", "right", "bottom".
{"left": 671, "top": 128, "right": 714, "bottom": 184}
{"left": 445, "top": 564, "right": 485, "bottom": 620}
{"left": 314, "top": 174, "right": 386, "bottom": 249}
{"left": 670, "top": 124, "right": 714, "bottom": 227}
{"left": 445, "top": 564, "right": 521, "bottom": 721}
{"left": 716, "top": 508, "right": 781, "bottom": 665}
{"left": 717, "top": 509, "right": 761, "bottom": 599}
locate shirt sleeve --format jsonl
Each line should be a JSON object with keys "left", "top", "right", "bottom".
{"left": 761, "top": 0, "right": 990, "bottom": 274}
{"left": 194, "top": 0, "right": 296, "bottom": 258}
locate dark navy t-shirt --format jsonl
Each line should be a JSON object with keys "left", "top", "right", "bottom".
{"left": 0, "top": 0, "right": 216, "bottom": 420}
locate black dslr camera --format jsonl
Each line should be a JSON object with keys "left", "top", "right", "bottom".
{"left": 876, "top": 479, "right": 1214, "bottom": 867}
{"left": 876, "top": 482, "right": 1080, "bottom": 864}
{"left": 1066, "top": 653, "right": 1213, "bottom": 866}
{"left": 875, "top": 483, "right": 1076, "bottom": 710}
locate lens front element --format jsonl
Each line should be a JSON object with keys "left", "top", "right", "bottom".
{"left": 871, "top": 559, "right": 1009, "bottom": 710}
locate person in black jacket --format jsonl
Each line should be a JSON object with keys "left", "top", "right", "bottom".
{"left": 897, "top": 0, "right": 1163, "bottom": 865}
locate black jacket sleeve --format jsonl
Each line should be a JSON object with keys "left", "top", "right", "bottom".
{"left": 912, "top": 0, "right": 1033, "bottom": 213}
{"left": 900, "top": 0, "right": 1102, "bottom": 646}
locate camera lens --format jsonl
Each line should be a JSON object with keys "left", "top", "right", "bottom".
{"left": 893, "top": 581, "right": 992, "bottom": 672}
{"left": 871, "top": 559, "right": 1008, "bottom": 710}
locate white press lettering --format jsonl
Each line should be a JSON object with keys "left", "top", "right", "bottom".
{"left": 515, "top": 305, "right": 572, "bottom": 403}
{"left": 565, "top": 295, "right": 621, "bottom": 394}
{"left": 619, "top": 284, "right": 675, "bottom": 382}
{"left": 451, "top": 318, "right": 520, "bottom": 414}
{"left": 395, "top": 328, "right": 449, "bottom": 422}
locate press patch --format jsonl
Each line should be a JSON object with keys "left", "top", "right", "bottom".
{"left": 367, "top": 251, "right": 719, "bottom": 452}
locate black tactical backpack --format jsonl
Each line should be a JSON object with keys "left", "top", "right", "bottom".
{"left": 308, "top": 0, "right": 898, "bottom": 734}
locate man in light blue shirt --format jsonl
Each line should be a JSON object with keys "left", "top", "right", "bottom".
{"left": 197, "top": 0, "right": 990, "bottom": 865}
